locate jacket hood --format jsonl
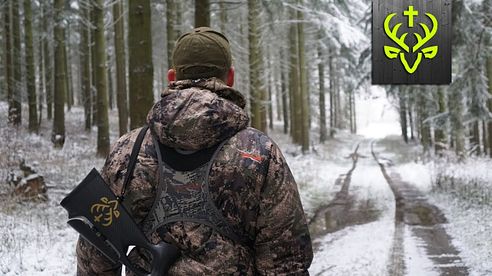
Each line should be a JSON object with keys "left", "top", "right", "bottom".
{"left": 147, "top": 78, "right": 249, "bottom": 151}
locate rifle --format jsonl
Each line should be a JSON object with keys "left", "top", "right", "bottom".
{"left": 60, "top": 127, "right": 179, "bottom": 276}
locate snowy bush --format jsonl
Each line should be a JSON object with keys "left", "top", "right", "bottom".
{"left": 431, "top": 157, "right": 492, "bottom": 206}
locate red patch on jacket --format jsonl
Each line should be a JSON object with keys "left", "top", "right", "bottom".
{"left": 238, "top": 150, "right": 262, "bottom": 163}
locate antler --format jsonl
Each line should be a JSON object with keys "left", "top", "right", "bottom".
{"left": 413, "top": 13, "right": 438, "bottom": 52}
{"left": 384, "top": 13, "right": 409, "bottom": 53}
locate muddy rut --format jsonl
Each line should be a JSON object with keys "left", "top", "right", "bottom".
{"left": 371, "top": 141, "right": 468, "bottom": 275}
{"left": 309, "top": 140, "right": 469, "bottom": 275}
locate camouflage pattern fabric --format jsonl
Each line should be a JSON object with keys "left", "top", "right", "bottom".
{"left": 76, "top": 78, "right": 313, "bottom": 275}
{"left": 143, "top": 136, "right": 251, "bottom": 247}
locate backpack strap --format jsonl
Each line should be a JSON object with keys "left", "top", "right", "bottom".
{"left": 147, "top": 135, "right": 254, "bottom": 249}
{"left": 118, "top": 125, "right": 149, "bottom": 201}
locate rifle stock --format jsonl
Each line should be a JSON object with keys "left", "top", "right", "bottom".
{"left": 61, "top": 168, "right": 179, "bottom": 276}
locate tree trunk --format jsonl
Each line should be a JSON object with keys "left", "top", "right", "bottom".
{"left": 166, "top": 0, "right": 176, "bottom": 69}
{"left": 113, "top": 0, "right": 128, "bottom": 136}
{"left": 23, "top": 0, "right": 38, "bottom": 132}
{"left": 268, "top": 86, "right": 274, "bottom": 130}
{"left": 11, "top": 0, "right": 22, "bottom": 126}
{"left": 107, "top": 63, "right": 114, "bottom": 110}
{"left": 280, "top": 49, "right": 289, "bottom": 134}
{"left": 275, "top": 62, "right": 282, "bottom": 122}
{"left": 129, "top": 0, "right": 154, "bottom": 129}
{"left": 276, "top": 88, "right": 282, "bottom": 123}
{"left": 65, "top": 20, "right": 74, "bottom": 110}
{"left": 195, "top": 0, "right": 210, "bottom": 27}
{"left": 90, "top": 6, "right": 97, "bottom": 126}
{"left": 64, "top": 36, "right": 73, "bottom": 110}
{"left": 449, "top": 87, "right": 465, "bottom": 158}
{"left": 408, "top": 107, "right": 415, "bottom": 140}
{"left": 4, "top": 2, "right": 14, "bottom": 125}
{"left": 482, "top": 121, "right": 488, "bottom": 156}
{"left": 248, "top": 0, "right": 265, "bottom": 132}
{"left": 484, "top": 0, "right": 492, "bottom": 158}
{"left": 487, "top": 56, "right": 492, "bottom": 157}
{"left": 297, "top": 1, "right": 309, "bottom": 152}
{"left": 328, "top": 48, "right": 334, "bottom": 138}
{"left": 53, "top": 0, "right": 67, "bottom": 147}
{"left": 267, "top": 51, "right": 274, "bottom": 130}
{"left": 288, "top": 8, "right": 301, "bottom": 143}
{"left": 106, "top": 30, "right": 115, "bottom": 112}
{"left": 352, "top": 88, "right": 357, "bottom": 133}
{"left": 43, "top": 1, "right": 53, "bottom": 120}
{"left": 219, "top": 0, "right": 227, "bottom": 33}
{"left": 37, "top": 7, "right": 44, "bottom": 128}
{"left": 434, "top": 86, "right": 447, "bottom": 154}
{"left": 81, "top": 3, "right": 92, "bottom": 131}
{"left": 334, "top": 65, "right": 341, "bottom": 129}
{"left": 419, "top": 91, "right": 431, "bottom": 153}
{"left": 274, "top": 49, "right": 282, "bottom": 123}
{"left": 349, "top": 86, "right": 355, "bottom": 134}
{"left": 94, "top": 0, "right": 110, "bottom": 157}
{"left": 399, "top": 90, "right": 409, "bottom": 143}
{"left": 176, "top": 1, "right": 182, "bottom": 36}
{"left": 318, "top": 34, "right": 327, "bottom": 143}
{"left": 471, "top": 121, "right": 481, "bottom": 155}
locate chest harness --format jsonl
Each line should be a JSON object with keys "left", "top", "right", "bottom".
{"left": 141, "top": 130, "right": 252, "bottom": 247}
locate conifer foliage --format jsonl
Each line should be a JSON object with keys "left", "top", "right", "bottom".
{"left": 0, "top": 0, "right": 489, "bottom": 159}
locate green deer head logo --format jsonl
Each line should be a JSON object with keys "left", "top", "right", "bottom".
{"left": 383, "top": 6, "right": 438, "bottom": 74}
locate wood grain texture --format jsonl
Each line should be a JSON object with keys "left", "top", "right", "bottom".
{"left": 372, "top": 0, "right": 452, "bottom": 84}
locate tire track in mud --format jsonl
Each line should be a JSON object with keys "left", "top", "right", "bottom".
{"left": 371, "top": 141, "right": 469, "bottom": 276}
{"left": 308, "top": 142, "right": 361, "bottom": 238}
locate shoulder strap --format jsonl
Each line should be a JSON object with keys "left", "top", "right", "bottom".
{"left": 119, "top": 125, "right": 149, "bottom": 201}
{"left": 149, "top": 135, "right": 254, "bottom": 248}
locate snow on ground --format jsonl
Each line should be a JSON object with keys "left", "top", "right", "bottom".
{"left": 380, "top": 136, "right": 492, "bottom": 276}
{"left": 289, "top": 155, "right": 348, "bottom": 219}
{"left": 310, "top": 219, "right": 394, "bottom": 276}
{"left": 404, "top": 226, "right": 439, "bottom": 276}
{"left": 352, "top": 140, "right": 395, "bottom": 208}
{"left": 0, "top": 102, "right": 114, "bottom": 275}
{"left": 0, "top": 200, "right": 79, "bottom": 275}
{"left": 270, "top": 126, "right": 361, "bottom": 220}
{"left": 394, "top": 162, "right": 433, "bottom": 193}
{"left": 309, "top": 140, "right": 396, "bottom": 275}
{"left": 309, "top": 137, "right": 444, "bottom": 276}
{"left": 0, "top": 101, "right": 359, "bottom": 274}
{"left": 432, "top": 157, "right": 492, "bottom": 205}
{"left": 2, "top": 89, "right": 491, "bottom": 276}
{"left": 435, "top": 157, "right": 492, "bottom": 185}
{"left": 428, "top": 194, "right": 492, "bottom": 276}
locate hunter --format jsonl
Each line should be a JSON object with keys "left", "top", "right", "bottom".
{"left": 76, "top": 27, "right": 313, "bottom": 275}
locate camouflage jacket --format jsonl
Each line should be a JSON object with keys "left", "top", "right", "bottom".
{"left": 76, "top": 78, "right": 313, "bottom": 275}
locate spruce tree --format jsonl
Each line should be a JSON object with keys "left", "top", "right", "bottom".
{"left": 24, "top": 0, "right": 38, "bottom": 133}
{"left": 52, "top": 0, "right": 67, "bottom": 147}
{"left": 113, "top": 0, "right": 128, "bottom": 136}
{"left": 94, "top": 0, "right": 110, "bottom": 156}
{"left": 128, "top": 0, "right": 154, "bottom": 129}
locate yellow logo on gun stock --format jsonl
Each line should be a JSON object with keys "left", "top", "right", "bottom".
{"left": 90, "top": 197, "right": 120, "bottom": 227}
{"left": 383, "top": 6, "right": 439, "bottom": 74}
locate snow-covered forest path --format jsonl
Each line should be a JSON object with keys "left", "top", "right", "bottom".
{"left": 309, "top": 139, "right": 468, "bottom": 276}
{"left": 2, "top": 101, "right": 488, "bottom": 275}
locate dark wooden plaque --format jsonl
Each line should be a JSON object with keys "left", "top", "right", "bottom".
{"left": 372, "top": 0, "right": 452, "bottom": 84}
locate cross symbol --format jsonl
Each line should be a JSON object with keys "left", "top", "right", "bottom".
{"left": 403, "top": 5, "right": 418, "bottom": 27}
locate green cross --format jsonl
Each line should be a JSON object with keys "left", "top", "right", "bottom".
{"left": 403, "top": 5, "right": 418, "bottom": 27}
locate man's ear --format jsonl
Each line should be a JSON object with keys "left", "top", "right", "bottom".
{"left": 226, "top": 67, "right": 234, "bottom": 87}
{"left": 168, "top": 69, "right": 176, "bottom": 82}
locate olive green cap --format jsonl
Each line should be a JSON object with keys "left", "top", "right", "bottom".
{"left": 172, "top": 27, "right": 232, "bottom": 80}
